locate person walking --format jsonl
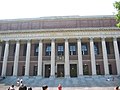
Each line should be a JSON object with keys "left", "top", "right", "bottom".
{"left": 58, "top": 84, "right": 62, "bottom": 90}
{"left": 42, "top": 85, "right": 48, "bottom": 90}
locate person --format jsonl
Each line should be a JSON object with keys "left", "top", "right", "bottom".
{"left": 19, "top": 84, "right": 24, "bottom": 90}
{"left": 58, "top": 84, "right": 62, "bottom": 90}
{"left": 28, "top": 87, "right": 32, "bottom": 90}
{"left": 17, "top": 78, "right": 20, "bottom": 86}
{"left": 19, "top": 84, "right": 27, "bottom": 90}
{"left": 20, "top": 79, "right": 23, "bottom": 86}
{"left": 8, "top": 84, "right": 15, "bottom": 90}
{"left": 115, "top": 86, "right": 120, "bottom": 90}
{"left": 23, "top": 85, "right": 27, "bottom": 90}
{"left": 42, "top": 85, "right": 48, "bottom": 90}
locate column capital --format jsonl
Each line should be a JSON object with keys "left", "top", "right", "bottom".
{"left": 113, "top": 37, "right": 118, "bottom": 41}
{"left": 27, "top": 39, "right": 31, "bottom": 43}
{"left": 4, "top": 39, "right": 9, "bottom": 42}
{"left": 77, "top": 37, "right": 82, "bottom": 41}
{"left": 64, "top": 38, "right": 69, "bottom": 42}
{"left": 39, "top": 39, "right": 43, "bottom": 42}
{"left": 51, "top": 38, "right": 55, "bottom": 42}
{"left": 101, "top": 37, "right": 106, "bottom": 41}
{"left": 15, "top": 39, "right": 20, "bottom": 43}
{"left": 89, "top": 37, "right": 94, "bottom": 41}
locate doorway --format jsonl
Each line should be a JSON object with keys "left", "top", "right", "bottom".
{"left": 57, "top": 64, "right": 64, "bottom": 77}
{"left": 45, "top": 64, "right": 51, "bottom": 78}
{"left": 70, "top": 64, "right": 77, "bottom": 77}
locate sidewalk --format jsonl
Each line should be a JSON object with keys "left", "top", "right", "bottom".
{"left": 0, "top": 85, "right": 115, "bottom": 90}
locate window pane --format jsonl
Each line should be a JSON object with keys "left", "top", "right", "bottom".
{"left": 57, "top": 44, "right": 64, "bottom": 55}
{"left": 94, "top": 42, "right": 99, "bottom": 55}
{"left": 82, "top": 43, "right": 88, "bottom": 55}
{"left": 106, "top": 42, "right": 110, "bottom": 54}
{"left": 69, "top": 44, "right": 76, "bottom": 55}
{"left": 34, "top": 44, "right": 38, "bottom": 56}
{"left": 46, "top": 44, "right": 51, "bottom": 56}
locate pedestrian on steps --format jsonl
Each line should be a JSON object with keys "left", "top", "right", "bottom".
{"left": 58, "top": 84, "right": 62, "bottom": 90}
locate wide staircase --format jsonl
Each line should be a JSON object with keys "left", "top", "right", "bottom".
{"left": 0, "top": 75, "right": 120, "bottom": 87}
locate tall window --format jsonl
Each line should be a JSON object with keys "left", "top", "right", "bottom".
{"left": 22, "top": 66, "right": 25, "bottom": 76}
{"left": 13, "top": 44, "right": 16, "bottom": 55}
{"left": 34, "top": 44, "right": 38, "bottom": 56}
{"left": 106, "top": 42, "right": 110, "bottom": 54}
{"left": 94, "top": 42, "right": 99, "bottom": 55}
{"left": 82, "top": 43, "right": 88, "bottom": 55}
{"left": 117, "top": 41, "right": 120, "bottom": 54}
{"left": 33, "top": 66, "right": 38, "bottom": 76}
{"left": 57, "top": 44, "right": 64, "bottom": 55}
{"left": 23, "top": 44, "right": 27, "bottom": 56}
{"left": 1, "top": 44, "right": 5, "bottom": 57}
{"left": 45, "top": 44, "right": 51, "bottom": 56}
{"left": 69, "top": 43, "right": 76, "bottom": 55}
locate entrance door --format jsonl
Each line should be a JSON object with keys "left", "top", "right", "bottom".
{"left": 96, "top": 65, "right": 101, "bottom": 75}
{"left": 57, "top": 64, "right": 64, "bottom": 77}
{"left": 33, "top": 66, "right": 38, "bottom": 76}
{"left": 45, "top": 64, "right": 51, "bottom": 78}
{"left": 83, "top": 64, "right": 89, "bottom": 75}
{"left": 70, "top": 64, "right": 77, "bottom": 77}
{"left": 109, "top": 64, "right": 112, "bottom": 75}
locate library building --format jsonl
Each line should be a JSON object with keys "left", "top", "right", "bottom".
{"left": 0, "top": 15, "right": 120, "bottom": 78}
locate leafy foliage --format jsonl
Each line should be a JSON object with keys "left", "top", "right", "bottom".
{"left": 113, "top": 1, "right": 120, "bottom": 28}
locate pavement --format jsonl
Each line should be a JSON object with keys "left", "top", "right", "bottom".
{"left": 0, "top": 84, "right": 115, "bottom": 90}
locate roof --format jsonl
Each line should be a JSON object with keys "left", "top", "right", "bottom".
{"left": 0, "top": 15, "right": 115, "bottom": 22}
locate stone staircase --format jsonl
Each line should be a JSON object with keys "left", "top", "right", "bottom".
{"left": 0, "top": 75, "right": 120, "bottom": 87}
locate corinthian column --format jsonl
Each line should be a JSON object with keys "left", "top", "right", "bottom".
{"left": 113, "top": 37, "right": 120, "bottom": 75}
{"left": 90, "top": 38, "right": 96, "bottom": 75}
{"left": 77, "top": 38, "right": 83, "bottom": 76}
{"left": 101, "top": 38, "right": 109, "bottom": 75}
{"left": 1, "top": 41, "right": 9, "bottom": 77}
{"left": 0, "top": 45, "right": 2, "bottom": 61}
{"left": 65, "top": 38, "right": 70, "bottom": 78}
{"left": 50, "top": 39, "right": 55, "bottom": 78}
{"left": 38, "top": 39, "right": 43, "bottom": 77}
{"left": 13, "top": 40, "right": 20, "bottom": 76}
{"left": 25, "top": 40, "right": 31, "bottom": 76}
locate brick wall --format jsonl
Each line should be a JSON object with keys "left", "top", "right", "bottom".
{"left": 0, "top": 18, "right": 117, "bottom": 31}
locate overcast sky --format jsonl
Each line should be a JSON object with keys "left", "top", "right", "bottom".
{"left": 0, "top": 0, "right": 118, "bottom": 20}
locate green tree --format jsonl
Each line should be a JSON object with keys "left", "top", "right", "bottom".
{"left": 113, "top": 1, "right": 120, "bottom": 28}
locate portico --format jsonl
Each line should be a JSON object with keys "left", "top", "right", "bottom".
{"left": 0, "top": 15, "right": 120, "bottom": 78}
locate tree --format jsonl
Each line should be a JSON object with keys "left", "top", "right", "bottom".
{"left": 113, "top": 1, "right": 120, "bottom": 28}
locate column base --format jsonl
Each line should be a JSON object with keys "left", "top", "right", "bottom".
{"left": 23, "top": 76, "right": 29, "bottom": 79}
{"left": 65, "top": 75, "right": 70, "bottom": 78}
{"left": 50, "top": 75, "right": 55, "bottom": 79}
{"left": 36, "top": 75, "right": 43, "bottom": 79}
{"left": 78, "top": 75, "right": 83, "bottom": 78}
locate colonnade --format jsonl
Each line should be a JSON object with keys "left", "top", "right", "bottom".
{"left": 1, "top": 37, "right": 120, "bottom": 77}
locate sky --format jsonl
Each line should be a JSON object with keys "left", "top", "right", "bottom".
{"left": 0, "top": 0, "right": 119, "bottom": 20}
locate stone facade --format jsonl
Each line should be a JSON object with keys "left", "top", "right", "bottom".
{"left": 0, "top": 15, "right": 120, "bottom": 78}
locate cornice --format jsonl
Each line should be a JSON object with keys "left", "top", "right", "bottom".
{"left": 0, "top": 27, "right": 120, "bottom": 34}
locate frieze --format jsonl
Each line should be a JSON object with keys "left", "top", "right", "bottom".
{"left": 0, "top": 27, "right": 120, "bottom": 41}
